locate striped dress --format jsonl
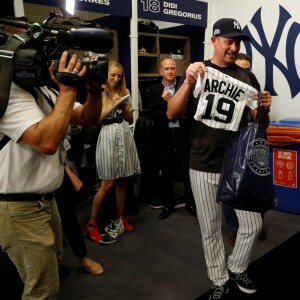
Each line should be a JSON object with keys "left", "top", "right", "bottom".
{"left": 95, "top": 102, "right": 141, "bottom": 180}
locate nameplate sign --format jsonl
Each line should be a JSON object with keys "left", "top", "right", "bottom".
{"left": 23, "top": 0, "right": 132, "bottom": 17}
{"left": 24, "top": 0, "right": 207, "bottom": 26}
{"left": 138, "top": 0, "right": 207, "bottom": 27}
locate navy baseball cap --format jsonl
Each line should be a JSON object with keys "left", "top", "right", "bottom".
{"left": 212, "top": 18, "right": 251, "bottom": 41}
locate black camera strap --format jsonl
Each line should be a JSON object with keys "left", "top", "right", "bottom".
{"left": 0, "top": 135, "right": 10, "bottom": 151}
{"left": 0, "top": 35, "right": 24, "bottom": 119}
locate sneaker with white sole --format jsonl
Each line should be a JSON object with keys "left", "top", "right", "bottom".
{"left": 229, "top": 270, "right": 257, "bottom": 294}
{"left": 99, "top": 218, "right": 126, "bottom": 245}
{"left": 150, "top": 199, "right": 164, "bottom": 209}
{"left": 209, "top": 282, "right": 229, "bottom": 300}
{"left": 174, "top": 196, "right": 186, "bottom": 209}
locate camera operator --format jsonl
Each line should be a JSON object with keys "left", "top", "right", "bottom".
{"left": 0, "top": 17, "right": 103, "bottom": 299}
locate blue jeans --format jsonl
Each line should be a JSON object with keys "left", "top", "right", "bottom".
{"left": 0, "top": 198, "right": 62, "bottom": 299}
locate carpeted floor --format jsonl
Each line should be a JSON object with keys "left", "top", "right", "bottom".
{"left": 196, "top": 231, "right": 300, "bottom": 299}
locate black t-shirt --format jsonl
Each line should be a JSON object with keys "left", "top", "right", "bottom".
{"left": 179, "top": 60, "right": 261, "bottom": 173}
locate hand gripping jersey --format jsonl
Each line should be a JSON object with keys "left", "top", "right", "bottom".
{"left": 193, "top": 67, "right": 258, "bottom": 132}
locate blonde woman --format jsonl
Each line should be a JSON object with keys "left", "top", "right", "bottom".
{"left": 84, "top": 60, "right": 141, "bottom": 244}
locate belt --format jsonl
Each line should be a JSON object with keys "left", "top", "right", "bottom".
{"left": 102, "top": 118, "right": 124, "bottom": 125}
{"left": 0, "top": 192, "right": 55, "bottom": 201}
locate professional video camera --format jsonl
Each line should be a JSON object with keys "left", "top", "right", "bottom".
{"left": 0, "top": 11, "right": 113, "bottom": 117}
{"left": 0, "top": 12, "right": 113, "bottom": 87}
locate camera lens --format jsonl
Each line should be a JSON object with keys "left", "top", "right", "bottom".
{"left": 82, "top": 57, "right": 108, "bottom": 84}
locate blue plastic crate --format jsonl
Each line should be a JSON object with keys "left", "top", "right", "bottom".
{"left": 270, "top": 117, "right": 300, "bottom": 127}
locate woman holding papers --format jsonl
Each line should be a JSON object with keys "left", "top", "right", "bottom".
{"left": 84, "top": 60, "right": 141, "bottom": 245}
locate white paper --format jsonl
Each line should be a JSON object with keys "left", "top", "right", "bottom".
{"left": 108, "top": 94, "right": 130, "bottom": 113}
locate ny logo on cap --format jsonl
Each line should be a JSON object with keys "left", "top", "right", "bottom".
{"left": 233, "top": 20, "right": 241, "bottom": 30}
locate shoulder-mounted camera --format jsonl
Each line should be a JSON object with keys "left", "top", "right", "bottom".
{"left": 0, "top": 12, "right": 113, "bottom": 118}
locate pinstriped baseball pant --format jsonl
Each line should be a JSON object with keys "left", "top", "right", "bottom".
{"left": 190, "top": 169, "right": 262, "bottom": 286}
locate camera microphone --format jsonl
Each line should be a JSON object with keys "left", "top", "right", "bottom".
{"left": 0, "top": 18, "right": 113, "bottom": 54}
{"left": 53, "top": 28, "right": 113, "bottom": 54}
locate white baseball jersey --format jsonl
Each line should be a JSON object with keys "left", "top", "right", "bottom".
{"left": 193, "top": 67, "right": 258, "bottom": 132}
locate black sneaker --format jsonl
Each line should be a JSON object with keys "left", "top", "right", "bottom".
{"left": 174, "top": 196, "right": 186, "bottom": 209}
{"left": 150, "top": 199, "right": 164, "bottom": 209}
{"left": 229, "top": 270, "right": 257, "bottom": 294}
{"left": 99, "top": 218, "right": 126, "bottom": 245}
{"left": 209, "top": 282, "right": 229, "bottom": 300}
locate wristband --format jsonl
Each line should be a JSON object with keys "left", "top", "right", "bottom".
{"left": 56, "top": 73, "right": 83, "bottom": 87}
{"left": 88, "top": 87, "right": 104, "bottom": 95}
